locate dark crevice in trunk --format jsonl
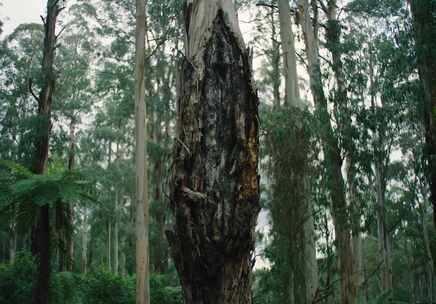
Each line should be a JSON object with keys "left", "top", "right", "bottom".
{"left": 168, "top": 9, "right": 260, "bottom": 304}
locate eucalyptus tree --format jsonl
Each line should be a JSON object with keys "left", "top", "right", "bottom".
{"left": 167, "top": 0, "right": 260, "bottom": 303}
{"left": 134, "top": 0, "right": 149, "bottom": 303}
{"left": 410, "top": 0, "right": 436, "bottom": 230}
{"left": 30, "top": 1, "right": 63, "bottom": 303}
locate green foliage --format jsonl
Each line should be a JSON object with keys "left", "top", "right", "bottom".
{"left": 0, "top": 254, "right": 183, "bottom": 304}
{"left": 150, "top": 274, "right": 183, "bottom": 304}
{"left": 0, "top": 161, "right": 93, "bottom": 206}
{"left": 0, "top": 252, "right": 36, "bottom": 304}
{"left": 84, "top": 270, "right": 134, "bottom": 304}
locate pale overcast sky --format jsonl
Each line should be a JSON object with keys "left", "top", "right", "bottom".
{"left": 1, "top": 0, "right": 45, "bottom": 36}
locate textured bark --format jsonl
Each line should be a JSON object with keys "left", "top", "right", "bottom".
{"left": 31, "top": 1, "right": 61, "bottom": 303}
{"left": 167, "top": 1, "right": 260, "bottom": 303}
{"left": 299, "top": 1, "right": 354, "bottom": 303}
{"left": 135, "top": 0, "right": 150, "bottom": 303}
{"left": 410, "top": 0, "right": 436, "bottom": 229}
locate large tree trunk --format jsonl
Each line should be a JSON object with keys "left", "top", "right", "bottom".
{"left": 410, "top": 0, "right": 436, "bottom": 229}
{"left": 135, "top": 0, "right": 150, "bottom": 303}
{"left": 275, "top": 1, "right": 319, "bottom": 303}
{"left": 167, "top": 1, "right": 260, "bottom": 303}
{"left": 299, "top": 1, "right": 354, "bottom": 303}
{"left": 31, "top": 1, "right": 61, "bottom": 303}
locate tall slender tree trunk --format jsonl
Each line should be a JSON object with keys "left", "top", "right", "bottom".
{"left": 31, "top": 1, "right": 61, "bottom": 303}
{"left": 299, "top": 1, "right": 354, "bottom": 303}
{"left": 81, "top": 207, "right": 88, "bottom": 273}
{"left": 65, "top": 120, "right": 75, "bottom": 272}
{"left": 135, "top": 0, "right": 149, "bottom": 303}
{"left": 278, "top": 0, "right": 300, "bottom": 108}
{"left": 114, "top": 194, "right": 119, "bottom": 274}
{"left": 108, "top": 220, "right": 112, "bottom": 271}
{"left": 153, "top": 111, "right": 168, "bottom": 273}
{"left": 410, "top": 0, "right": 436, "bottom": 229}
{"left": 345, "top": 157, "right": 363, "bottom": 301}
{"left": 9, "top": 221, "right": 17, "bottom": 264}
{"left": 275, "top": 1, "right": 319, "bottom": 303}
{"left": 167, "top": 1, "right": 260, "bottom": 303}
{"left": 374, "top": 159, "right": 393, "bottom": 292}
{"left": 269, "top": 10, "right": 281, "bottom": 109}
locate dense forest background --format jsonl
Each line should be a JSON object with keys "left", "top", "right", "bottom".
{"left": 0, "top": 0, "right": 435, "bottom": 304}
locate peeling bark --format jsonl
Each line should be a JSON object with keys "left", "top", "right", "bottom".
{"left": 168, "top": 1, "right": 260, "bottom": 303}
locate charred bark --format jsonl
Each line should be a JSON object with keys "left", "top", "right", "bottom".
{"left": 167, "top": 2, "right": 260, "bottom": 303}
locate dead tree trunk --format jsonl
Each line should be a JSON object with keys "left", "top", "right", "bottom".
{"left": 167, "top": 1, "right": 260, "bottom": 303}
{"left": 31, "top": 1, "right": 61, "bottom": 303}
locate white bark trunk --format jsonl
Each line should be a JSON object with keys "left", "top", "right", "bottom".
{"left": 278, "top": 0, "right": 302, "bottom": 109}
{"left": 114, "top": 194, "right": 119, "bottom": 274}
{"left": 81, "top": 208, "right": 88, "bottom": 273}
{"left": 185, "top": 0, "right": 244, "bottom": 65}
{"left": 304, "top": 198, "right": 319, "bottom": 303}
{"left": 135, "top": 0, "right": 149, "bottom": 303}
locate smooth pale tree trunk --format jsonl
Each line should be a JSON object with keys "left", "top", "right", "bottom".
{"left": 114, "top": 195, "right": 119, "bottom": 274}
{"left": 31, "top": 1, "right": 61, "bottom": 303}
{"left": 410, "top": 0, "right": 436, "bottom": 229}
{"left": 114, "top": 141, "right": 121, "bottom": 274}
{"left": 276, "top": 1, "right": 319, "bottom": 303}
{"left": 304, "top": 198, "right": 320, "bottom": 303}
{"left": 135, "top": 0, "right": 149, "bottom": 303}
{"left": 374, "top": 160, "right": 393, "bottom": 292}
{"left": 66, "top": 119, "right": 75, "bottom": 272}
{"left": 167, "top": 1, "right": 260, "bottom": 303}
{"left": 108, "top": 221, "right": 112, "bottom": 271}
{"left": 299, "top": 1, "right": 354, "bottom": 303}
{"left": 369, "top": 52, "right": 393, "bottom": 293}
{"left": 9, "top": 222, "right": 17, "bottom": 264}
{"left": 345, "top": 157, "right": 363, "bottom": 301}
{"left": 269, "top": 10, "right": 281, "bottom": 109}
{"left": 278, "top": 0, "right": 301, "bottom": 109}
{"left": 81, "top": 208, "right": 88, "bottom": 273}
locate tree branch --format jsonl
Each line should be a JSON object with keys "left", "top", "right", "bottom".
{"left": 28, "top": 79, "right": 40, "bottom": 103}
